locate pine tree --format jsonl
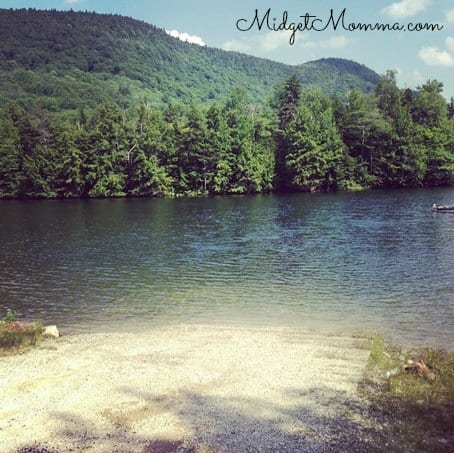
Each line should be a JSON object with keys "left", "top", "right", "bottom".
{"left": 283, "top": 91, "right": 344, "bottom": 192}
{"left": 0, "top": 105, "right": 22, "bottom": 197}
{"left": 274, "top": 75, "right": 302, "bottom": 191}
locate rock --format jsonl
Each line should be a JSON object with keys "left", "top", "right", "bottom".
{"left": 43, "top": 325, "right": 59, "bottom": 338}
{"left": 384, "top": 367, "right": 400, "bottom": 379}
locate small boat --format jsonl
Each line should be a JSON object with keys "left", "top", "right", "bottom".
{"left": 432, "top": 203, "right": 454, "bottom": 212}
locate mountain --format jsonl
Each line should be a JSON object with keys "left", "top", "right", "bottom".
{"left": 0, "top": 8, "right": 380, "bottom": 116}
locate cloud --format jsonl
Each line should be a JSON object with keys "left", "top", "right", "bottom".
{"left": 318, "top": 35, "right": 351, "bottom": 49}
{"left": 227, "top": 31, "right": 351, "bottom": 53}
{"left": 446, "top": 36, "right": 454, "bottom": 54}
{"left": 64, "top": 0, "right": 82, "bottom": 4}
{"left": 301, "top": 40, "right": 316, "bottom": 49}
{"left": 257, "top": 31, "right": 292, "bottom": 51}
{"left": 418, "top": 47, "right": 454, "bottom": 66}
{"left": 224, "top": 29, "right": 353, "bottom": 54}
{"left": 446, "top": 8, "right": 454, "bottom": 24}
{"left": 165, "top": 29, "right": 205, "bottom": 46}
{"left": 222, "top": 40, "right": 251, "bottom": 52}
{"left": 301, "top": 35, "right": 351, "bottom": 50}
{"left": 381, "top": 0, "right": 431, "bottom": 19}
{"left": 222, "top": 31, "right": 352, "bottom": 57}
{"left": 223, "top": 31, "right": 291, "bottom": 53}
{"left": 418, "top": 37, "right": 454, "bottom": 67}
{"left": 412, "top": 69, "right": 425, "bottom": 84}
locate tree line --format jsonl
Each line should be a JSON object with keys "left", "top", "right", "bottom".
{"left": 0, "top": 71, "right": 453, "bottom": 199}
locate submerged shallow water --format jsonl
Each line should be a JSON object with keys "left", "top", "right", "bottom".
{"left": 0, "top": 188, "right": 453, "bottom": 347}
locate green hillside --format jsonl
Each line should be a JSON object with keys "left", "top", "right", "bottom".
{"left": 1, "top": 8, "right": 450, "bottom": 201}
{"left": 0, "top": 8, "right": 379, "bottom": 116}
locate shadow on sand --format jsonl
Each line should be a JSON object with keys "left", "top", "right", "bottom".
{"left": 15, "top": 383, "right": 389, "bottom": 452}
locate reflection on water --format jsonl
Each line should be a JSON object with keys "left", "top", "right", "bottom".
{"left": 0, "top": 188, "right": 453, "bottom": 347}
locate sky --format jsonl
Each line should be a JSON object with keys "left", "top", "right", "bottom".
{"left": 3, "top": 0, "right": 454, "bottom": 98}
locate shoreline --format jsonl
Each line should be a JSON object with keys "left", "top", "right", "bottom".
{"left": 34, "top": 318, "right": 454, "bottom": 351}
{"left": 1, "top": 323, "right": 381, "bottom": 452}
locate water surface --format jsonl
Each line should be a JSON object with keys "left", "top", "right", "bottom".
{"left": 0, "top": 188, "right": 453, "bottom": 347}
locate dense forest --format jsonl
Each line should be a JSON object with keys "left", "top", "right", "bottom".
{"left": 0, "top": 70, "right": 452, "bottom": 199}
{"left": 0, "top": 8, "right": 379, "bottom": 115}
{"left": 0, "top": 9, "right": 452, "bottom": 199}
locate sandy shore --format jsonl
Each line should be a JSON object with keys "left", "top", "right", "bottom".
{"left": 0, "top": 324, "right": 383, "bottom": 452}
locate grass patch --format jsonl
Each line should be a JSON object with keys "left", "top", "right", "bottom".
{"left": 361, "top": 334, "right": 454, "bottom": 451}
{"left": 3, "top": 308, "right": 18, "bottom": 323}
{"left": 0, "top": 322, "right": 45, "bottom": 355}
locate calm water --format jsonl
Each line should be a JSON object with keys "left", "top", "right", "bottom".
{"left": 0, "top": 188, "right": 453, "bottom": 347}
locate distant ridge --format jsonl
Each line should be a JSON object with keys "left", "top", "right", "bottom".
{"left": 0, "top": 8, "right": 380, "bottom": 114}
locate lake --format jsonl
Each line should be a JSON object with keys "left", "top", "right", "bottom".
{"left": 0, "top": 188, "right": 453, "bottom": 347}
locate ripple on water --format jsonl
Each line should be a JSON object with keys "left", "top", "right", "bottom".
{"left": 0, "top": 189, "right": 453, "bottom": 348}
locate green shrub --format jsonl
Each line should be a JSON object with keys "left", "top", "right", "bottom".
{"left": 0, "top": 323, "right": 44, "bottom": 352}
{"left": 2, "top": 309, "right": 18, "bottom": 323}
{"left": 362, "top": 334, "right": 454, "bottom": 451}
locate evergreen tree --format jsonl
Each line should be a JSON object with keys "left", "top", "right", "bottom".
{"left": 375, "top": 72, "right": 426, "bottom": 187}
{"left": 82, "top": 104, "right": 128, "bottom": 197}
{"left": 283, "top": 91, "right": 344, "bottom": 191}
{"left": 178, "top": 104, "right": 212, "bottom": 194}
{"left": 127, "top": 104, "right": 173, "bottom": 196}
{"left": 54, "top": 125, "right": 83, "bottom": 198}
{"left": 19, "top": 113, "right": 59, "bottom": 198}
{"left": 274, "top": 75, "right": 302, "bottom": 191}
{"left": 0, "top": 70, "right": 451, "bottom": 200}
{"left": 205, "top": 103, "right": 230, "bottom": 193}
{"left": 0, "top": 105, "right": 23, "bottom": 197}
{"left": 414, "top": 82, "right": 454, "bottom": 186}
{"left": 334, "top": 89, "right": 391, "bottom": 187}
